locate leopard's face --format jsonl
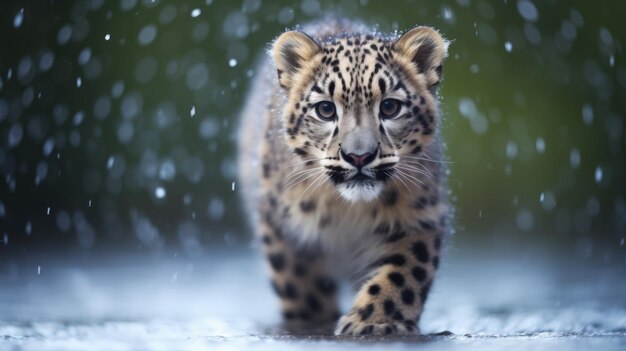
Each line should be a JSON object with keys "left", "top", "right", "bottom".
{"left": 273, "top": 27, "right": 448, "bottom": 202}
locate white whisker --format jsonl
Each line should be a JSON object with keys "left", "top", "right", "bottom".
{"left": 389, "top": 169, "right": 411, "bottom": 193}
{"left": 396, "top": 167, "right": 435, "bottom": 188}
{"left": 283, "top": 170, "right": 316, "bottom": 189}
{"left": 401, "top": 155, "right": 452, "bottom": 164}
{"left": 394, "top": 168, "right": 425, "bottom": 189}
{"left": 284, "top": 166, "right": 320, "bottom": 183}
{"left": 284, "top": 169, "right": 322, "bottom": 191}
{"left": 297, "top": 170, "right": 326, "bottom": 200}
{"left": 285, "top": 157, "right": 323, "bottom": 169}
{"left": 395, "top": 164, "right": 438, "bottom": 184}
{"left": 397, "top": 162, "right": 436, "bottom": 177}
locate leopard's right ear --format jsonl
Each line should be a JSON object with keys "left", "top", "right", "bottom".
{"left": 272, "top": 31, "right": 321, "bottom": 90}
{"left": 393, "top": 26, "right": 448, "bottom": 91}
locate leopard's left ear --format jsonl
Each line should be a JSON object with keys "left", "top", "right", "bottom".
{"left": 393, "top": 26, "right": 449, "bottom": 89}
{"left": 272, "top": 31, "right": 321, "bottom": 90}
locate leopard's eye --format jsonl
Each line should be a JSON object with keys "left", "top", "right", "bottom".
{"left": 315, "top": 101, "right": 337, "bottom": 121}
{"left": 380, "top": 99, "right": 402, "bottom": 119}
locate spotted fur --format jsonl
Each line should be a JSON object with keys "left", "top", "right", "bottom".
{"left": 238, "top": 19, "right": 450, "bottom": 336}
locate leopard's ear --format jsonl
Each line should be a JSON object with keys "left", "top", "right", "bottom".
{"left": 393, "top": 26, "right": 449, "bottom": 90}
{"left": 272, "top": 31, "right": 321, "bottom": 90}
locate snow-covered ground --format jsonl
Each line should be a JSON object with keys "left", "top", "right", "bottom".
{"left": 1, "top": 244, "right": 625, "bottom": 351}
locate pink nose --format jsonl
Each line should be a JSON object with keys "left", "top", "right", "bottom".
{"left": 345, "top": 152, "right": 374, "bottom": 167}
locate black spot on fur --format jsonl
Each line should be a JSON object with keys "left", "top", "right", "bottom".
{"left": 294, "top": 147, "right": 307, "bottom": 156}
{"left": 312, "top": 85, "right": 323, "bottom": 94}
{"left": 384, "top": 326, "right": 393, "bottom": 335}
{"left": 429, "top": 196, "right": 439, "bottom": 205}
{"left": 319, "top": 215, "right": 332, "bottom": 228}
{"left": 307, "top": 294, "right": 322, "bottom": 312}
{"left": 316, "top": 277, "right": 337, "bottom": 296}
{"left": 261, "top": 235, "right": 272, "bottom": 245}
{"left": 283, "top": 310, "right": 295, "bottom": 320}
{"left": 268, "top": 196, "right": 277, "bottom": 209}
{"left": 401, "top": 289, "right": 415, "bottom": 305}
{"left": 368, "top": 284, "right": 381, "bottom": 295}
{"left": 360, "top": 325, "right": 374, "bottom": 335}
{"left": 433, "top": 256, "right": 440, "bottom": 269}
{"left": 378, "top": 78, "right": 386, "bottom": 94}
{"left": 419, "top": 220, "right": 435, "bottom": 231}
{"left": 388, "top": 272, "right": 405, "bottom": 287}
{"left": 404, "top": 319, "right": 416, "bottom": 331}
{"left": 359, "top": 303, "right": 375, "bottom": 321}
{"left": 411, "top": 266, "right": 427, "bottom": 282}
{"left": 413, "top": 197, "right": 428, "bottom": 209}
{"left": 294, "top": 263, "right": 307, "bottom": 277}
{"left": 411, "top": 241, "right": 430, "bottom": 263}
{"left": 299, "top": 200, "right": 316, "bottom": 212}
{"left": 268, "top": 253, "right": 286, "bottom": 272}
{"left": 298, "top": 310, "right": 311, "bottom": 321}
{"left": 379, "top": 254, "right": 406, "bottom": 266}
{"left": 329, "top": 81, "right": 335, "bottom": 96}
{"left": 341, "top": 322, "right": 352, "bottom": 334}
{"left": 393, "top": 310, "right": 404, "bottom": 321}
{"left": 383, "top": 299, "right": 395, "bottom": 315}
{"left": 284, "top": 282, "right": 299, "bottom": 300}
{"left": 288, "top": 114, "right": 305, "bottom": 136}
{"left": 386, "top": 229, "right": 406, "bottom": 243}
{"left": 262, "top": 162, "right": 271, "bottom": 178}
{"left": 382, "top": 190, "right": 398, "bottom": 206}
{"left": 374, "top": 222, "right": 390, "bottom": 234}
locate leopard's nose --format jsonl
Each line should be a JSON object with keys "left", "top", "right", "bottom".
{"left": 341, "top": 150, "right": 376, "bottom": 168}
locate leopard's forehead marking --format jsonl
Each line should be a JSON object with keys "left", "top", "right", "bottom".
{"left": 314, "top": 34, "right": 399, "bottom": 123}
{"left": 300, "top": 33, "right": 424, "bottom": 133}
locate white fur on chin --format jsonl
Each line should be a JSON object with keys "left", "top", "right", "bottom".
{"left": 337, "top": 182, "right": 384, "bottom": 202}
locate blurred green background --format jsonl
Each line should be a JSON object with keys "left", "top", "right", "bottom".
{"left": 0, "top": 0, "right": 624, "bottom": 263}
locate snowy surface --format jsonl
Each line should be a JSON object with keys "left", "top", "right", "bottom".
{"left": 1, "top": 245, "right": 625, "bottom": 351}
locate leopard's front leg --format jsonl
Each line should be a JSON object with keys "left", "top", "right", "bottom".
{"left": 335, "top": 231, "right": 442, "bottom": 336}
{"left": 259, "top": 204, "right": 339, "bottom": 325}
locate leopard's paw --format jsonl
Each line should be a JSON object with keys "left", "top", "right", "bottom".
{"left": 334, "top": 312, "right": 419, "bottom": 336}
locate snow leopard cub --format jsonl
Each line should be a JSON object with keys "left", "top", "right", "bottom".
{"left": 238, "top": 19, "right": 450, "bottom": 336}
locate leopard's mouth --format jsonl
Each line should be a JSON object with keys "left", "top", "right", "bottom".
{"left": 335, "top": 173, "right": 385, "bottom": 202}
{"left": 348, "top": 172, "right": 376, "bottom": 184}
{"left": 325, "top": 163, "right": 396, "bottom": 187}
{"left": 324, "top": 167, "right": 390, "bottom": 202}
